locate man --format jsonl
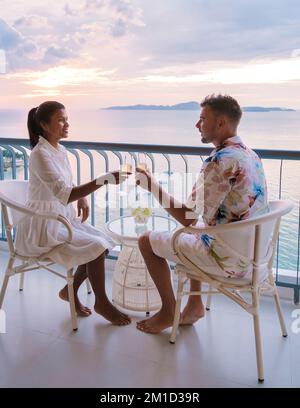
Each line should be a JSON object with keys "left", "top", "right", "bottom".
{"left": 135, "top": 94, "right": 268, "bottom": 334}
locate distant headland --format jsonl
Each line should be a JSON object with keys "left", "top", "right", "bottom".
{"left": 102, "top": 101, "right": 296, "bottom": 112}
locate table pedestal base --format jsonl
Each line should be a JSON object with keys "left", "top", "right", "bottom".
{"left": 112, "top": 245, "right": 162, "bottom": 313}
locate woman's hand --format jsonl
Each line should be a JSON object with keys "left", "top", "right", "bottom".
{"left": 77, "top": 197, "right": 89, "bottom": 223}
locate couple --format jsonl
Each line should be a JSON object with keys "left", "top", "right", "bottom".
{"left": 15, "top": 95, "right": 268, "bottom": 333}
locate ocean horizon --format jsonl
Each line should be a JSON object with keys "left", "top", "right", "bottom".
{"left": 1, "top": 109, "right": 300, "bottom": 150}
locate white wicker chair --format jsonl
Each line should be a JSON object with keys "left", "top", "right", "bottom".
{"left": 170, "top": 200, "right": 294, "bottom": 382}
{"left": 0, "top": 180, "right": 89, "bottom": 331}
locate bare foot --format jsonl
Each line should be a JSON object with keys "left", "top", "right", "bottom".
{"left": 179, "top": 301, "right": 205, "bottom": 326}
{"left": 59, "top": 287, "right": 92, "bottom": 317}
{"left": 136, "top": 309, "right": 174, "bottom": 334}
{"left": 94, "top": 299, "right": 131, "bottom": 325}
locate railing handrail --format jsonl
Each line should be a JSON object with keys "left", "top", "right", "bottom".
{"left": 0, "top": 138, "right": 300, "bottom": 160}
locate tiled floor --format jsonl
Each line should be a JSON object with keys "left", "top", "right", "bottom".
{"left": 0, "top": 250, "right": 299, "bottom": 388}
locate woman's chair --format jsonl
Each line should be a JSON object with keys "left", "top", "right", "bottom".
{"left": 170, "top": 200, "right": 294, "bottom": 382}
{"left": 0, "top": 180, "right": 88, "bottom": 331}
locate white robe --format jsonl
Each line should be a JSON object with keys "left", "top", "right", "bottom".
{"left": 15, "top": 137, "right": 115, "bottom": 269}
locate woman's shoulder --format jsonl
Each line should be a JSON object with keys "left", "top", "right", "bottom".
{"left": 29, "top": 142, "right": 52, "bottom": 164}
{"left": 58, "top": 143, "right": 68, "bottom": 154}
{"left": 31, "top": 141, "right": 49, "bottom": 155}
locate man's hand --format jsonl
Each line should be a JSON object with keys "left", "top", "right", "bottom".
{"left": 135, "top": 168, "right": 156, "bottom": 192}
{"left": 77, "top": 197, "right": 89, "bottom": 223}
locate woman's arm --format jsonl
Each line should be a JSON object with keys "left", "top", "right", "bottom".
{"left": 31, "top": 150, "right": 130, "bottom": 205}
{"left": 67, "top": 171, "right": 130, "bottom": 204}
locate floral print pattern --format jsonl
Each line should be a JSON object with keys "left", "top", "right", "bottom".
{"left": 186, "top": 136, "right": 268, "bottom": 277}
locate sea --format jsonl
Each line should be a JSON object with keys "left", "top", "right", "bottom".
{"left": 0, "top": 109, "right": 299, "bottom": 274}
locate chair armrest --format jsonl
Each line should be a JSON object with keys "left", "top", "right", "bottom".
{"left": 27, "top": 210, "right": 72, "bottom": 245}
{"left": 171, "top": 199, "right": 294, "bottom": 254}
{"left": 171, "top": 221, "right": 254, "bottom": 253}
{"left": 171, "top": 211, "right": 286, "bottom": 253}
{"left": 0, "top": 193, "right": 73, "bottom": 244}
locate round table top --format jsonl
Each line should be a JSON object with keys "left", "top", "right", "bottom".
{"left": 105, "top": 215, "right": 178, "bottom": 244}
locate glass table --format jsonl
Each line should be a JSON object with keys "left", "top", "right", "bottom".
{"left": 105, "top": 215, "right": 178, "bottom": 313}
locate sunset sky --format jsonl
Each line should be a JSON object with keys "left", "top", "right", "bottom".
{"left": 1, "top": 0, "right": 300, "bottom": 110}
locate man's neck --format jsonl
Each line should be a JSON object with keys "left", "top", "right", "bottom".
{"left": 212, "top": 133, "right": 237, "bottom": 147}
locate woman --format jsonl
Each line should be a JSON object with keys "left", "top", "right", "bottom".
{"left": 15, "top": 101, "right": 131, "bottom": 325}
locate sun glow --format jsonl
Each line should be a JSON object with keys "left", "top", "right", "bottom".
{"left": 10, "top": 66, "right": 116, "bottom": 89}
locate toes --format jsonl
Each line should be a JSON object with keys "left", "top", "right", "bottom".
{"left": 136, "top": 323, "right": 146, "bottom": 332}
{"left": 136, "top": 322, "right": 159, "bottom": 334}
{"left": 83, "top": 307, "right": 92, "bottom": 315}
{"left": 77, "top": 310, "right": 91, "bottom": 317}
{"left": 136, "top": 320, "right": 148, "bottom": 331}
{"left": 112, "top": 313, "right": 131, "bottom": 325}
{"left": 137, "top": 318, "right": 148, "bottom": 325}
{"left": 113, "top": 317, "right": 131, "bottom": 326}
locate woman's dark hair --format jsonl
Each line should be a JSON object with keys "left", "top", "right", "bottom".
{"left": 200, "top": 94, "right": 242, "bottom": 125}
{"left": 27, "top": 101, "right": 65, "bottom": 148}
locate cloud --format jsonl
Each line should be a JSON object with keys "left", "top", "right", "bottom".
{"left": 43, "top": 45, "right": 76, "bottom": 64}
{"left": 64, "top": 3, "right": 77, "bottom": 16}
{"left": 0, "top": 18, "right": 22, "bottom": 50}
{"left": 0, "top": 18, "right": 43, "bottom": 71}
{"left": 140, "top": 56, "right": 300, "bottom": 85}
{"left": 1, "top": 0, "right": 300, "bottom": 108}
{"left": 110, "top": 18, "right": 127, "bottom": 37}
{"left": 13, "top": 15, "right": 50, "bottom": 33}
{"left": 0, "top": 0, "right": 145, "bottom": 72}
{"left": 130, "top": 0, "right": 300, "bottom": 69}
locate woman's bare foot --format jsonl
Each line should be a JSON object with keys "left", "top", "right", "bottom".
{"left": 59, "top": 286, "right": 92, "bottom": 317}
{"left": 94, "top": 299, "right": 131, "bottom": 325}
{"left": 136, "top": 309, "right": 174, "bottom": 334}
{"left": 179, "top": 300, "right": 205, "bottom": 326}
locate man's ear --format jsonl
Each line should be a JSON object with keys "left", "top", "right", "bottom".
{"left": 218, "top": 116, "right": 226, "bottom": 128}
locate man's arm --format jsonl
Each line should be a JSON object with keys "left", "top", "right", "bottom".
{"left": 136, "top": 169, "right": 197, "bottom": 227}
{"left": 156, "top": 184, "right": 197, "bottom": 227}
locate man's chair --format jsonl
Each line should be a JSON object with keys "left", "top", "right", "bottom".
{"left": 170, "top": 200, "right": 294, "bottom": 382}
{"left": 0, "top": 180, "right": 88, "bottom": 331}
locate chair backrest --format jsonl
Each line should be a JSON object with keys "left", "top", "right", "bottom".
{"left": 217, "top": 201, "right": 293, "bottom": 278}
{"left": 0, "top": 180, "right": 29, "bottom": 226}
{"left": 252, "top": 201, "right": 293, "bottom": 277}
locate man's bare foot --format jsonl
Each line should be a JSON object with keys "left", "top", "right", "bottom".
{"left": 59, "top": 287, "right": 92, "bottom": 317}
{"left": 179, "top": 301, "right": 205, "bottom": 326}
{"left": 136, "top": 309, "right": 174, "bottom": 334}
{"left": 94, "top": 299, "right": 131, "bottom": 325}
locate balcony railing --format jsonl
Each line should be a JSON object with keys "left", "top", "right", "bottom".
{"left": 0, "top": 137, "right": 299, "bottom": 303}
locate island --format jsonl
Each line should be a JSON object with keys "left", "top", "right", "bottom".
{"left": 103, "top": 102, "right": 200, "bottom": 111}
{"left": 242, "top": 106, "right": 295, "bottom": 112}
{"left": 102, "top": 102, "right": 296, "bottom": 112}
